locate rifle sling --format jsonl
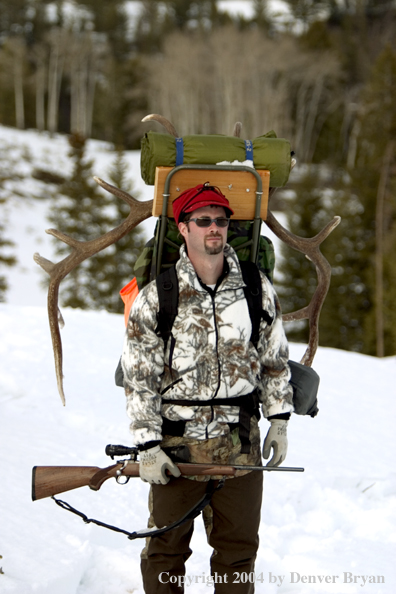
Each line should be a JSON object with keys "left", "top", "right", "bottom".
{"left": 51, "top": 478, "right": 224, "bottom": 540}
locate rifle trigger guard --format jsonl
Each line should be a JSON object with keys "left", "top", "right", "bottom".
{"left": 116, "top": 460, "right": 130, "bottom": 485}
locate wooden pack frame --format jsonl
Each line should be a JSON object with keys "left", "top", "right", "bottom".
{"left": 152, "top": 164, "right": 270, "bottom": 274}
{"left": 152, "top": 165, "right": 270, "bottom": 220}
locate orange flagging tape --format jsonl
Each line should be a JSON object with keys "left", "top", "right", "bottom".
{"left": 120, "top": 277, "right": 139, "bottom": 326}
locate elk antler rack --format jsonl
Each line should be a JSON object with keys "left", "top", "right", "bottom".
{"left": 35, "top": 116, "right": 340, "bottom": 404}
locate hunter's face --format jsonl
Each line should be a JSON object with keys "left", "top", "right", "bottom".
{"left": 179, "top": 205, "right": 228, "bottom": 257}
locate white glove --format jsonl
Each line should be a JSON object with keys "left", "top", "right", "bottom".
{"left": 262, "top": 419, "right": 288, "bottom": 467}
{"left": 139, "top": 445, "right": 181, "bottom": 485}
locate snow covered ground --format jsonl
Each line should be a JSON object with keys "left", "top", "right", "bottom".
{"left": 0, "top": 125, "right": 395, "bottom": 593}
{"left": 0, "top": 306, "right": 395, "bottom": 594}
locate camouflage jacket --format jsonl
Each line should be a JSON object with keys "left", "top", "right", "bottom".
{"left": 122, "top": 244, "right": 293, "bottom": 447}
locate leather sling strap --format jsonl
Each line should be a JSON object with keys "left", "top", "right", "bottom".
{"left": 51, "top": 478, "right": 224, "bottom": 540}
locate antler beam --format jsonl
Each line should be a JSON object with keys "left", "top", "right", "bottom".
{"left": 34, "top": 178, "right": 153, "bottom": 405}
{"left": 142, "top": 114, "right": 179, "bottom": 137}
{"left": 265, "top": 187, "right": 341, "bottom": 366}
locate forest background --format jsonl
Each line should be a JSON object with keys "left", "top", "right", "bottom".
{"left": 0, "top": 0, "right": 395, "bottom": 358}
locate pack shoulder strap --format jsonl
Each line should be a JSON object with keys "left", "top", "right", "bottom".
{"left": 239, "top": 260, "right": 273, "bottom": 348}
{"left": 155, "top": 265, "right": 179, "bottom": 351}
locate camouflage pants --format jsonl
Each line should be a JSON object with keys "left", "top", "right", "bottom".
{"left": 140, "top": 470, "right": 263, "bottom": 594}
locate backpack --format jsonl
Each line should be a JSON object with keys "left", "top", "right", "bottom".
{"left": 115, "top": 257, "right": 319, "bottom": 419}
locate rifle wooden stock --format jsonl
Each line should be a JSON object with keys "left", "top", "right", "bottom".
{"left": 32, "top": 462, "right": 304, "bottom": 501}
{"left": 32, "top": 465, "right": 106, "bottom": 501}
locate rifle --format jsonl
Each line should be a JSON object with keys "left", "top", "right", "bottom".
{"left": 31, "top": 445, "right": 304, "bottom": 540}
{"left": 32, "top": 444, "right": 304, "bottom": 501}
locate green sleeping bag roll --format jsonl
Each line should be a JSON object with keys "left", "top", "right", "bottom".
{"left": 141, "top": 130, "right": 292, "bottom": 187}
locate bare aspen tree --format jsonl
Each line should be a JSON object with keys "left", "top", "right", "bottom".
{"left": 47, "top": 28, "right": 68, "bottom": 134}
{"left": 68, "top": 31, "right": 108, "bottom": 138}
{"left": 146, "top": 33, "right": 213, "bottom": 135}
{"left": 6, "top": 37, "right": 26, "bottom": 129}
{"left": 211, "top": 31, "right": 296, "bottom": 138}
{"left": 70, "top": 33, "right": 89, "bottom": 136}
{"left": 70, "top": 33, "right": 87, "bottom": 136}
{"left": 32, "top": 44, "right": 47, "bottom": 131}
{"left": 144, "top": 27, "right": 340, "bottom": 151}
{"left": 146, "top": 28, "right": 294, "bottom": 138}
{"left": 210, "top": 28, "right": 248, "bottom": 134}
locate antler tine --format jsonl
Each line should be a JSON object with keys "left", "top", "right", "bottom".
{"left": 232, "top": 122, "right": 243, "bottom": 137}
{"left": 265, "top": 209, "right": 341, "bottom": 366}
{"left": 142, "top": 114, "right": 179, "bottom": 137}
{"left": 34, "top": 179, "right": 153, "bottom": 405}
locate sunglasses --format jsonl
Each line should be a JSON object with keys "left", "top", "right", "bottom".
{"left": 185, "top": 217, "right": 230, "bottom": 228}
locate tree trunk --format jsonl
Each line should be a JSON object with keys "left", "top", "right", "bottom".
{"left": 47, "top": 29, "right": 66, "bottom": 134}
{"left": 69, "top": 33, "right": 102, "bottom": 138}
{"left": 34, "top": 45, "right": 47, "bottom": 131}
{"left": 10, "top": 38, "right": 25, "bottom": 129}
{"left": 375, "top": 140, "right": 394, "bottom": 357}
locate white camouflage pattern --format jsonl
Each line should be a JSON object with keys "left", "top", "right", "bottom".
{"left": 122, "top": 244, "right": 293, "bottom": 446}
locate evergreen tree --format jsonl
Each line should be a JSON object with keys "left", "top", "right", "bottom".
{"left": 48, "top": 135, "right": 146, "bottom": 312}
{"left": 316, "top": 173, "right": 373, "bottom": 353}
{"left": 275, "top": 171, "right": 322, "bottom": 328}
{"left": 163, "top": 0, "right": 220, "bottom": 31}
{"left": 277, "top": 45, "right": 396, "bottom": 358}
{"left": 350, "top": 44, "right": 396, "bottom": 356}
{"left": 0, "top": 204, "right": 16, "bottom": 302}
{"left": 283, "top": 0, "right": 329, "bottom": 30}
{"left": 275, "top": 167, "right": 372, "bottom": 353}
{"left": 48, "top": 133, "right": 114, "bottom": 309}
{"left": 75, "top": 0, "right": 129, "bottom": 58}
{"left": 133, "top": 0, "right": 166, "bottom": 54}
{"left": 0, "top": 0, "right": 30, "bottom": 38}
{"left": 134, "top": 0, "right": 225, "bottom": 53}
{"left": 0, "top": 149, "right": 18, "bottom": 301}
{"left": 252, "top": 0, "right": 271, "bottom": 31}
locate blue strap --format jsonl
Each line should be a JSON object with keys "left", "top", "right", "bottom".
{"left": 175, "top": 137, "right": 184, "bottom": 166}
{"left": 244, "top": 139, "right": 253, "bottom": 162}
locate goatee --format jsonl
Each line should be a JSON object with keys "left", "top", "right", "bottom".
{"left": 204, "top": 235, "right": 224, "bottom": 255}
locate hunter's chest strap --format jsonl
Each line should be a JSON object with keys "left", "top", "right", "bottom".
{"left": 162, "top": 391, "right": 261, "bottom": 454}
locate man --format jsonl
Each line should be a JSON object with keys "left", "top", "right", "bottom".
{"left": 122, "top": 183, "right": 293, "bottom": 593}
